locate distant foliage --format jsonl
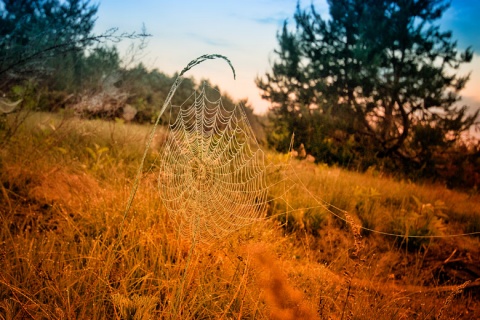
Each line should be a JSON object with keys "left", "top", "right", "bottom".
{"left": 257, "top": 0, "right": 479, "bottom": 187}
{"left": 0, "top": 0, "right": 151, "bottom": 124}
{"left": 0, "top": 0, "right": 98, "bottom": 87}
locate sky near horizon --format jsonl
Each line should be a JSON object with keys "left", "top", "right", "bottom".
{"left": 94, "top": 0, "right": 480, "bottom": 116}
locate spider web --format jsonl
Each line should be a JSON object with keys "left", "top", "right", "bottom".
{"left": 152, "top": 79, "right": 479, "bottom": 247}
{"left": 158, "top": 84, "right": 268, "bottom": 244}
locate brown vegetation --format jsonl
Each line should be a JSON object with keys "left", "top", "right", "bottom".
{"left": 0, "top": 112, "right": 479, "bottom": 319}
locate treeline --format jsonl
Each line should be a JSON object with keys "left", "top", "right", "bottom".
{"left": 2, "top": 0, "right": 479, "bottom": 189}
{"left": 0, "top": 0, "right": 262, "bottom": 138}
{"left": 257, "top": 0, "right": 480, "bottom": 189}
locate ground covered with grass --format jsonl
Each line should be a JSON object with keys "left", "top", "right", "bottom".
{"left": 1, "top": 112, "right": 479, "bottom": 319}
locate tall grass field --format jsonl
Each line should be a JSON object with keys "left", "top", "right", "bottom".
{"left": 1, "top": 112, "right": 479, "bottom": 319}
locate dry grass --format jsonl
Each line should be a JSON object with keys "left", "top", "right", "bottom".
{"left": 0, "top": 112, "right": 479, "bottom": 319}
{"left": 247, "top": 243, "right": 318, "bottom": 320}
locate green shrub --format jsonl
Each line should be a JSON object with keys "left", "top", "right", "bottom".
{"left": 387, "top": 196, "right": 448, "bottom": 250}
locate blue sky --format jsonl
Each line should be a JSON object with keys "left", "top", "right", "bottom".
{"left": 94, "top": 0, "right": 480, "bottom": 115}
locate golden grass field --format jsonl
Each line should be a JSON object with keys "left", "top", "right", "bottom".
{"left": 1, "top": 112, "right": 479, "bottom": 319}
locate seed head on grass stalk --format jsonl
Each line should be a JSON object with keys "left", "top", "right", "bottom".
{"left": 118, "top": 54, "right": 269, "bottom": 318}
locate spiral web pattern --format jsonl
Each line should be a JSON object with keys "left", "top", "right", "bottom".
{"left": 158, "top": 84, "right": 268, "bottom": 244}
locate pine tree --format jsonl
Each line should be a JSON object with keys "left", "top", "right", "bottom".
{"left": 257, "top": 0, "right": 478, "bottom": 173}
{"left": 0, "top": 0, "right": 98, "bottom": 85}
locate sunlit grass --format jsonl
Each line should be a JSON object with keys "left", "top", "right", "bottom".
{"left": 0, "top": 112, "right": 478, "bottom": 319}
